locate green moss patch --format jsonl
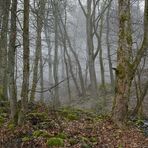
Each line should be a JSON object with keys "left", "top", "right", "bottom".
{"left": 33, "top": 130, "right": 50, "bottom": 138}
{"left": 26, "top": 112, "right": 48, "bottom": 125}
{"left": 46, "top": 137, "right": 64, "bottom": 147}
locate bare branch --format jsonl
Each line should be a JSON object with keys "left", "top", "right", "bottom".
{"left": 78, "top": 0, "right": 87, "bottom": 17}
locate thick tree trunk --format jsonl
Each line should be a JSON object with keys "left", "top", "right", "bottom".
{"left": 112, "top": 0, "right": 148, "bottom": 127}
{"left": 112, "top": 0, "right": 132, "bottom": 127}
{"left": 0, "top": 0, "right": 10, "bottom": 100}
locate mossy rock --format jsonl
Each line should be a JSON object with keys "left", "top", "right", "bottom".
{"left": 27, "top": 112, "right": 48, "bottom": 125}
{"left": 46, "top": 137, "right": 64, "bottom": 147}
{"left": 59, "top": 107, "right": 80, "bottom": 121}
{"left": 33, "top": 130, "right": 50, "bottom": 138}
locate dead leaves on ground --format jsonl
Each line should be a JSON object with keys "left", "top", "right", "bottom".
{"left": 0, "top": 107, "right": 148, "bottom": 148}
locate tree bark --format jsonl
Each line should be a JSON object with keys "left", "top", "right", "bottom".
{"left": 112, "top": 0, "right": 148, "bottom": 127}
{"left": 30, "top": 0, "right": 46, "bottom": 101}
{"left": 21, "top": 0, "right": 30, "bottom": 113}
{"left": 52, "top": 1, "right": 60, "bottom": 107}
{"left": 106, "top": 2, "right": 114, "bottom": 87}
{"left": 112, "top": 0, "right": 132, "bottom": 127}
{"left": 0, "top": 0, "right": 11, "bottom": 100}
{"left": 8, "top": 0, "right": 18, "bottom": 122}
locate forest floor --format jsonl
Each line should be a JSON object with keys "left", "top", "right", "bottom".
{"left": 0, "top": 102, "right": 148, "bottom": 148}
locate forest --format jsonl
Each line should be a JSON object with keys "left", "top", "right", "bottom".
{"left": 0, "top": 0, "right": 148, "bottom": 147}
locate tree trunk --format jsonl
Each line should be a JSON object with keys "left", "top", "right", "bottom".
{"left": 21, "top": 0, "right": 30, "bottom": 113}
{"left": 30, "top": 0, "right": 46, "bottom": 101}
{"left": 86, "top": 0, "right": 98, "bottom": 98}
{"left": 112, "top": 0, "right": 132, "bottom": 127}
{"left": 106, "top": 3, "right": 114, "bottom": 87}
{"left": 112, "top": 0, "right": 148, "bottom": 127}
{"left": 0, "top": 0, "right": 11, "bottom": 100}
{"left": 99, "top": 16, "right": 105, "bottom": 88}
{"left": 40, "top": 47, "right": 44, "bottom": 101}
{"left": 8, "top": 0, "right": 18, "bottom": 122}
{"left": 53, "top": 1, "right": 60, "bottom": 107}
{"left": 44, "top": 10, "right": 53, "bottom": 88}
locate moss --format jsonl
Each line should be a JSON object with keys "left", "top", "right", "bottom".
{"left": 120, "top": 14, "right": 128, "bottom": 22}
{"left": 56, "top": 132, "right": 67, "bottom": 139}
{"left": 33, "top": 130, "right": 50, "bottom": 138}
{"left": 27, "top": 112, "right": 48, "bottom": 125}
{"left": 46, "top": 137, "right": 64, "bottom": 147}
{"left": 126, "top": 32, "right": 132, "bottom": 45}
{"left": 67, "top": 113, "right": 79, "bottom": 120}
{"left": 81, "top": 136, "right": 89, "bottom": 143}
{"left": 59, "top": 107, "right": 80, "bottom": 121}
{"left": 69, "top": 138, "right": 78, "bottom": 145}
{"left": 39, "top": 120, "right": 56, "bottom": 129}
{"left": 116, "top": 64, "right": 126, "bottom": 79}
{"left": 22, "top": 136, "right": 32, "bottom": 142}
{"left": 89, "top": 137, "right": 97, "bottom": 143}
{"left": 7, "top": 122, "right": 15, "bottom": 130}
{"left": 0, "top": 116, "right": 4, "bottom": 127}
{"left": 0, "top": 85, "right": 3, "bottom": 100}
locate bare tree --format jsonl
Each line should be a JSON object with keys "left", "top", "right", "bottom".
{"left": 30, "top": 0, "right": 46, "bottom": 101}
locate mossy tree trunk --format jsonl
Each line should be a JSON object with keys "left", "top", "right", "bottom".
{"left": 112, "top": 0, "right": 133, "bottom": 127}
{"left": 112, "top": 0, "right": 148, "bottom": 127}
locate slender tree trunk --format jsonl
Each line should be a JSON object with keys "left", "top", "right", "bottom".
{"left": 58, "top": 11, "right": 86, "bottom": 96}
{"left": 21, "top": 0, "right": 30, "bottom": 113}
{"left": 53, "top": 1, "right": 60, "bottom": 107}
{"left": 133, "top": 80, "right": 148, "bottom": 117}
{"left": 30, "top": 0, "right": 46, "bottom": 101}
{"left": 64, "top": 50, "right": 71, "bottom": 103}
{"left": 8, "top": 0, "right": 18, "bottom": 122}
{"left": 40, "top": 48, "right": 44, "bottom": 101}
{"left": 86, "top": 0, "right": 98, "bottom": 98}
{"left": 106, "top": 3, "right": 114, "bottom": 87}
{"left": 58, "top": 15, "right": 81, "bottom": 96}
{"left": 44, "top": 12, "right": 53, "bottom": 87}
{"left": 62, "top": 39, "right": 81, "bottom": 96}
{"left": 99, "top": 17, "right": 105, "bottom": 88}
